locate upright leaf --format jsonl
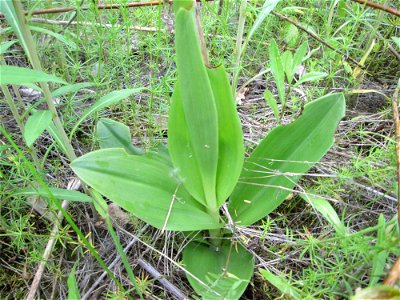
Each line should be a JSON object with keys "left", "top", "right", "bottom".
{"left": 228, "top": 93, "right": 345, "bottom": 225}
{"left": 71, "top": 149, "right": 222, "bottom": 231}
{"left": 370, "top": 214, "right": 388, "bottom": 286}
{"left": 67, "top": 263, "right": 81, "bottom": 300}
{"left": 247, "top": 0, "right": 281, "bottom": 41}
{"left": 0, "top": 65, "right": 67, "bottom": 85}
{"left": 24, "top": 110, "right": 53, "bottom": 147}
{"left": 70, "top": 88, "right": 142, "bottom": 137}
{"left": 96, "top": 118, "right": 144, "bottom": 155}
{"left": 207, "top": 67, "right": 244, "bottom": 205}
{"left": 264, "top": 90, "right": 280, "bottom": 121}
{"left": 0, "top": 1, "right": 34, "bottom": 63}
{"left": 269, "top": 39, "right": 285, "bottom": 104}
{"left": 169, "top": 4, "right": 218, "bottom": 210}
{"left": 281, "top": 50, "right": 293, "bottom": 84}
{"left": 183, "top": 241, "right": 254, "bottom": 300}
{"left": 291, "top": 41, "right": 308, "bottom": 82}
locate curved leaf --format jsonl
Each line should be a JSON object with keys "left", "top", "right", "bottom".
{"left": 0, "top": 65, "right": 67, "bottom": 85}
{"left": 183, "top": 241, "right": 254, "bottom": 300}
{"left": 71, "top": 149, "right": 221, "bottom": 231}
{"left": 29, "top": 25, "right": 78, "bottom": 50}
{"left": 24, "top": 110, "right": 53, "bottom": 146}
{"left": 96, "top": 118, "right": 144, "bottom": 155}
{"left": 71, "top": 88, "right": 142, "bottom": 137}
{"left": 228, "top": 93, "right": 345, "bottom": 225}
{"left": 0, "top": 40, "right": 16, "bottom": 55}
{"left": 52, "top": 82, "right": 94, "bottom": 98}
{"left": 269, "top": 39, "right": 285, "bottom": 104}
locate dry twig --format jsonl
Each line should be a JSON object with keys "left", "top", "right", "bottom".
{"left": 26, "top": 179, "right": 81, "bottom": 300}
{"left": 350, "top": 0, "right": 400, "bottom": 17}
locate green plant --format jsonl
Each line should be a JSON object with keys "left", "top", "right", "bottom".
{"left": 69, "top": 1, "right": 345, "bottom": 299}
{"left": 71, "top": 1, "right": 344, "bottom": 299}
{"left": 265, "top": 39, "right": 327, "bottom": 122}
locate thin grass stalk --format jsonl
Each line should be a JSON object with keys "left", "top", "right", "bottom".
{"left": 106, "top": 216, "right": 144, "bottom": 299}
{"left": 0, "top": 81, "right": 41, "bottom": 169}
{"left": 12, "top": 0, "right": 77, "bottom": 161}
{"left": 231, "top": 0, "right": 247, "bottom": 95}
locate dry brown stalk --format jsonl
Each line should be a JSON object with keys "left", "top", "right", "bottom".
{"left": 350, "top": 0, "right": 400, "bottom": 17}
{"left": 0, "top": 0, "right": 214, "bottom": 18}
{"left": 26, "top": 179, "right": 81, "bottom": 300}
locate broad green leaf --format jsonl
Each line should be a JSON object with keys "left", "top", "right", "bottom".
{"left": 247, "top": 0, "right": 281, "bottom": 41}
{"left": 96, "top": 118, "right": 144, "bottom": 155}
{"left": 292, "top": 41, "right": 308, "bottom": 82}
{"left": 67, "top": 263, "right": 81, "bottom": 300}
{"left": 281, "top": 50, "right": 293, "bottom": 84}
{"left": 259, "top": 269, "right": 302, "bottom": 300}
{"left": 146, "top": 143, "right": 173, "bottom": 167}
{"left": 370, "top": 214, "right": 388, "bottom": 286}
{"left": 13, "top": 187, "right": 93, "bottom": 202}
{"left": 300, "top": 193, "right": 348, "bottom": 236}
{"left": 350, "top": 286, "right": 400, "bottom": 300}
{"left": 207, "top": 67, "right": 244, "bottom": 206}
{"left": 269, "top": 39, "right": 285, "bottom": 104}
{"left": 264, "top": 90, "right": 280, "bottom": 121}
{"left": 71, "top": 149, "right": 222, "bottom": 231}
{"left": 294, "top": 71, "right": 327, "bottom": 87}
{"left": 46, "top": 122, "right": 69, "bottom": 155}
{"left": 183, "top": 241, "right": 254, "bottom": 300}
{"left": 169, "top": 5, "right": 218, "bottom": 209}
{"left": 229, "top": 93, "right": 345, "bottom": 225}
{"left": 71, "top": 88, "right": 142, "bottom": 138}
{"left": 283, "top": 23, "right": 300, "bottom": 48}
{"left": 0, "top": 1, "right": 34, "bottom": 63}
{"left": 0, "top": 65, "right": 67, "bottom": 85}
{"left": 52, "top": 82, "right": 94, "bottom": 98}
{"left": 0, "top": 40, "right": 16, "bottom": 55}
{"left": 29, "top": 25, "right": 77, "bottom": 50}
{"left": 24, "top": 110, "right": 53, "bottom": 147}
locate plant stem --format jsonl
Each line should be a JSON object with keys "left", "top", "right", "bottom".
{"left": 231, "top": 0, "right": 248, "bottom": 95}
{"left": 279, "top": 84, "right": 291, "bottom": 122}
{"left": 207, "top": 208, "right": 223, "bottom": 248}
{"left": 12, "top": 0, "right": 77, "bottom": 161}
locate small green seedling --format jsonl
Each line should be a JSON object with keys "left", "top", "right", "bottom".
{"left": 71, "top": 1, "right": 345, "bottom": 299}
{"left": 266, "top": 39, "right": 327, "bottom": 122}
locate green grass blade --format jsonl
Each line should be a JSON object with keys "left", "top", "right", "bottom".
{"left": 70, "top": 88, "right": 143, "bottom": 139}
{"left": 51, "top": 82, "right": 94, "bottom": 98}
{"left": 294, "top": 71, "right": 327, "bottom": 87}
{"left": 0, "top": 65, "right": 67, "bottom": 85}
{"left": 13, "top": 187, "right": 93, "bottom": 202}
{"left": 29, "top": 25, "right": 78, "bottom": 50}
{"left": 0, "top": 1, "right": 33, "bottom": 63}
{"left": 259, "top": 269, "right": 302, "bottom": 300}
{"left": 247, "top": 0, "right": 281, "bottom": 41}
{"left": 269, "top": 39, "right": 285, "bottom": 104}
{"left": 67, "top": 263, "right": 81, "bottom": 300}
{"left": 24, "top": 110, "right": 53, "bottom": 147}
{"left": 300, "top": 193, "right": 348, "bottom": 236}
{"left": 0, "top": 40, "right": 16, "bottom": 55}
